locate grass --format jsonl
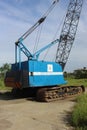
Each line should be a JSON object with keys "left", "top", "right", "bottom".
{"left": 65, "top": 78, "right": 87, "bottom": 87}
{"left": 64, "top": 77, "right": 87, "bottom": 130}
{"left": 0, "top": 78, "right": 5, "bottom": 89}
{"left": 71, "top": 94, "right": 87, "bottom": 130}
{"left": 0, "top": 78, "right": 11, "bottom": 90}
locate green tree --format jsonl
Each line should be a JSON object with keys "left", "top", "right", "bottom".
{"left": 74, "top": 67, "right": 87, "bottom": 79}
{"left": 0, "top": 63, "right": 11, "bottom": 78}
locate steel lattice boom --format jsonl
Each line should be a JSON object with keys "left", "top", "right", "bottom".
{"left": 55, "top": 0, "right": 84, "bottom": 70}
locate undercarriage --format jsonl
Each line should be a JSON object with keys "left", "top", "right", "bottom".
{"left": 36, "top": 85, "right": 85, "bottom": 102}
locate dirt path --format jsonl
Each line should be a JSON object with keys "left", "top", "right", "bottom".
{"left": 0, "top": 91, "right": 76, "bottom": 130}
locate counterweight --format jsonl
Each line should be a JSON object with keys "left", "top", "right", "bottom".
{"left": 55, "top": 0, "right": 84, "bottom": 70}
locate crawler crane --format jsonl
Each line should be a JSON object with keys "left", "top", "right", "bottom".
{"left": 5, "top": 0, "right": 85, "bottom": 102}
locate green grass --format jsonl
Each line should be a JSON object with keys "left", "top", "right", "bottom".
{"left": 71, "top": 94, "right": 87, "bottom": 130}
{"left": 0, "top": 78, "right": 5, "bottom": 89}
{"left": 64, "top": 77, "right": 87, "bottom": 130}
{"left": 65, "top": 78, "right": 87, "bottom": 87}
{"left": 0, "top": 78, "right": 11, "bottom": 90}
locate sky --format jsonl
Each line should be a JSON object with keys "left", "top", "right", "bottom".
{"left": 0, "top": 0, "right": 87, "bottom": 72}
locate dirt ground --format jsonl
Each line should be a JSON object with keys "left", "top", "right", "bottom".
{"left": 0, "top": 90, "right": 76, "bottom": 130}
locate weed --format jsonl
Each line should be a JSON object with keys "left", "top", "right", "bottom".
{"left": 71, "top": 94, "right": 87, "bottom": 129}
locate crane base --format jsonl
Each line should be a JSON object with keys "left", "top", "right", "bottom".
{"left": 36, "top": 85, "right": 85, "bottom": 102}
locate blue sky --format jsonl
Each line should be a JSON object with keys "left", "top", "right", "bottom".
{"left": 0, "top": 0, "right": 87, "bottom": 72}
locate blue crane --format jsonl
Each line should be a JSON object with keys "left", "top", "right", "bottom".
{"left": 4, "top": 0, "right": 85, "bottom": 102}
{"left": 15, "top": 0, "right": 59, "bottom": 69}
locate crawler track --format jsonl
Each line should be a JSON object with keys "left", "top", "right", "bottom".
{"left": 36, "top": 85, "right": 85, "bottom": 102}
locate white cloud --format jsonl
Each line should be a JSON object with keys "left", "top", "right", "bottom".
{"left": 0, "top": 1, "right": 34, "bottom": 23}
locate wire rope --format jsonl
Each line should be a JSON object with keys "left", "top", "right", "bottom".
{"left": 33, "top": 23, "right": 43, "bottom": 54}
{"left": 42, "top": 0, "right": 68, "bottom": 61}
{"left": 42, "top": 11, "right": 66, "bottom": 61}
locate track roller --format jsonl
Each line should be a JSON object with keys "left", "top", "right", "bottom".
{"left": 36, "top": 85, "right": 85, "bottom": 102}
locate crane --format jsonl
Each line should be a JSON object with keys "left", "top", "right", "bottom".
{"left": 56, "top": 0, "right": 84, "bottom": 70}
{"left": 4, "top": 0, "right": 85, "bottom": 102}
{"left": 15, "top": 0, "right": 59, "bottom": 69}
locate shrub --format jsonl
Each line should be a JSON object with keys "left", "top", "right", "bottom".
{"left": 71, "top": 94, "right": 87, "bottom": 129}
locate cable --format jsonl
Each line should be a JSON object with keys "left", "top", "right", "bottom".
{"left": 33, "top": 24, "right": 43, "bottom": 53}
{"left": 33, "top": 1, "right": 57, "bottom": 54}
{"left": 42, "top": 8, "right": 67, "bottom": 61}
{"left": 17, "top": 0, "right": 59, "bottom": 42}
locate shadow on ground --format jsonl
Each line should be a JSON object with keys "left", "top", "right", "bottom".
{"left": 0, "top": 90, "right": 35, "bottom": 101}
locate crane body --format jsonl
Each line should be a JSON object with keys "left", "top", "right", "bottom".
{"left": 4, "top": 0, "right": 85, "bottom": 102}
{"left": 8, "top": 60, "right": 66, "bottom": 88}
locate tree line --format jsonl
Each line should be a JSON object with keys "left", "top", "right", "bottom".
{"left": 64, "top": 67, "right": 87, "bottom": 79}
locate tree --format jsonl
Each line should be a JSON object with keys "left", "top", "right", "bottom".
{"left": 74, "top": 67, "right": 87, "bottom": 79}
{"left": 0, "top": 63, "right": 11, "bottom": 78}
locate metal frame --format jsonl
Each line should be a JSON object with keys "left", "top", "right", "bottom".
{"left": 15, "top": 38, "right": 59, "bottom": 69}
{"left": 14, "top": 0, "right": 59, "bottom": 70}
{"left": 55, "top": 0, "right": 84, "bottom": 70}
